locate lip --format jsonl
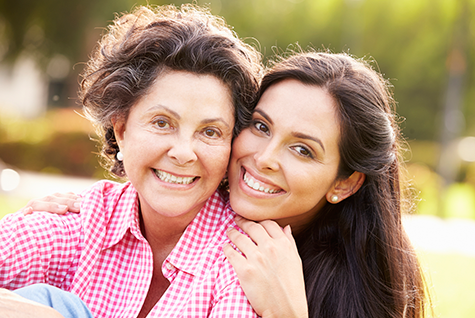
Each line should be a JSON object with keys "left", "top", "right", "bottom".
{"left": 152, "top": 168, "right": 200, "bottom": 189}
{"left": 238, "top": 166, "right": 285, "bottom": 198}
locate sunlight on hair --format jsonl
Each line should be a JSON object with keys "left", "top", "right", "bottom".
{"left": 0, "top": 169, "right": 20, "bottom": 192}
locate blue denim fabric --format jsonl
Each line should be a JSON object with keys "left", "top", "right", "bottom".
{"left": 13, "top": 284, "right": 94, "bottom": 318}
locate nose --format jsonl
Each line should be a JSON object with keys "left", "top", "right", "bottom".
{"left": 254, "top": 139, "right": 280, "bottom": 171}
{"left": 167, "top": 133, "right": 198, "bottom": 166}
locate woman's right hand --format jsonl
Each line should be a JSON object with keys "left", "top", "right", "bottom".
{"left": 223, "top": 216, "right": 308, "bottom": 318}
{"left": 20, "top": 192, "right": 82, "bottom": 215}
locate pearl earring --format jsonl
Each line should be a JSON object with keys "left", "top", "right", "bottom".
{"left": 331, "top": 195, "right": 339, "bottom": 203}
{"left": 117, "top": 151, "right": 124, "bottom": 161}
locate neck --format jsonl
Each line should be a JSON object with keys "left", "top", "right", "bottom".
{"left": 139, "top": 211, "right": 191, "bottom": 251}
{"left": 138, "top": 199, "right": 205, "bottom": 254}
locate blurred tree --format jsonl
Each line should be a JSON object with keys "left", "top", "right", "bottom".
{"left": 0, "top": 0, "right": 474, "bottom": 141}
{"left": 0, "top": 0, "right": 134, "bottom": 66}
{"left": 214, "top": 0, "right": 474, "bottom": 144}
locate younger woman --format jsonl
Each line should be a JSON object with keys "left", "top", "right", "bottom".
{"left": 225, "top": 52, "right": 429, "bottom": 318}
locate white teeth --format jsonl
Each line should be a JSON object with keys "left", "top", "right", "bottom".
{"left": 155, "top": 170, "right": 195, "bottom": 185}
{"left": 243, "top": 172, "right": 280, "bottom": 194}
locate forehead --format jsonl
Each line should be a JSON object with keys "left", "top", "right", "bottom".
{"left": 132, "top": 70, "right": 234, "bottom": 118}
{"left": 259, "top": 79, "right": 338, "bottom": 125}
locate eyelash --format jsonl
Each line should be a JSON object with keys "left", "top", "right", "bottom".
{"left": 253, "top": 119, "right": 315, "bottom": 159}
{"left": 202, "top": 127, "right": 221, "bottom": 138}
{"left": 252, "top": 120, "right": 270, "bottom": 135}
{"left": 152, "top": 118, "right": 171, "bottom": 129}
{"left": 291, "top": 145, "right": 315, "bottom": 159}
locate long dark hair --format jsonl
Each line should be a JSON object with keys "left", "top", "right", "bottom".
{"left": 260, "top": 52, "right": 429, "bottom": 318}
{"left": 79, "top": 4, "right": 262, "bottom": 177}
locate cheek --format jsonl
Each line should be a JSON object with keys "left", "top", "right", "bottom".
{"left": 201, "top": 143, "right": 232, "bottom": 179}
{"left": 231, "top": 129, "right": 255, "bottom": 158}
{"left": 290, "top": 168, "right": 334, "bottom": 197}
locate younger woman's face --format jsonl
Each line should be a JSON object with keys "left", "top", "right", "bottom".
{"left": 228, "top": 79, "right": 342, "bottom": 232}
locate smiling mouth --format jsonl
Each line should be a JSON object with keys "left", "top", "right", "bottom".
{"left": 243, "top": 171, "right": 282, "bottom": 194}
{"left": 154, "top": 169, "right": 198, "bottom": 185}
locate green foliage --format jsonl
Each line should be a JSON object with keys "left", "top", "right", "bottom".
{"left": 0, "top": 0, "right": 133, "bottom": 67}
{"left": 0, "top": 109, "right": 107, "bottom": 179}
{"left": 1, "top": 0, "right": 474, "bottom": 140}
{"left": 217, "top": 0, "right": 474, "bottom": 141}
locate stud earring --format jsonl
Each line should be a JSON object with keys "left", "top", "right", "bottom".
{"left": 117, "top": 151, "right": 124, "bottom": 161}
{"left": 331, "top": 194, "right": 339, "bottom": 203}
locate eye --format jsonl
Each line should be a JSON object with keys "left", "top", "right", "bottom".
{"left": 253, "top": 121, "right": 270, "bottom": 135}
{"left": 292, "top": 145, "right": 314, "bottom": 159}
{"left": 203, "top": 128, "right": 221, "bottom": 138}
{"left": 154, "top": 119, "right": 170, "bottom": 129}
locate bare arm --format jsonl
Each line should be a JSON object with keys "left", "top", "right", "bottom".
{"left": 0, "top": 288, "right": 65, "bottom": 318}
{"left": 223, "top": 216, "right": 308, "bottom": 318}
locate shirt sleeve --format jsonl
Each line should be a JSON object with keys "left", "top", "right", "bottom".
{"left": 0, "top": 211, "right": 82, "bottom": 290}
{"left": 209, "top": 260, "right": 259, "bottom": 318}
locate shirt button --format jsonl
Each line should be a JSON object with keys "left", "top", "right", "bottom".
{"left": 165, "top": 262, "right": 174, "bottom": 270}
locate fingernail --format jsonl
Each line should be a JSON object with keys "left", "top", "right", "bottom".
{"left": 285, "top": 224, "right": 292, "bottom": 234}
{"left": 58, "top": 204, "right": 68, "bottom": 210}
{"left": 74, "top": 202, "right": 81, "bottom": 208}
{"left": 22, "top": 207, "right": 33, "bottom": 215}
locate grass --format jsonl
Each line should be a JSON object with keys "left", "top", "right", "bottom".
{"left": 0, "top": 194, "right": 29, "bottom": 217}
{"left": 421, "top": 252, "right": 475, "bottom": 318}
{"left": 1, "top": 194, "right": 474, "bottom": 317}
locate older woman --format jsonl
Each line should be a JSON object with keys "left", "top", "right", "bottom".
{"left": 0, "top": 4, "right": 261, "bottom": 318}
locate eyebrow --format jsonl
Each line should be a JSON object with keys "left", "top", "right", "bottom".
{"left": 201, "top": 117, "right": 232, "bottom": 129}
{"left": 254, "top": 109, "right": 273, "bottom": 125}
{"left": 148, "top": 105, "right": 231, "bottom": 129}
{"left": 254, "top": 108, "right": 325, "bottom": 153}
{"left": 292, "top": 132, "right": 325, "bottom": 153}
{"left": 147, "top": 105, "right": 181, "bottom": 119}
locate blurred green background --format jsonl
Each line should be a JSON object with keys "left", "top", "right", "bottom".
{"left": 1, "top": 0, "right": 474, "bottom": 317}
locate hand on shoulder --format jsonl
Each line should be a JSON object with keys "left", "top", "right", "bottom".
{"left": 223, "top": 216, "right": 308, "bottom": 318}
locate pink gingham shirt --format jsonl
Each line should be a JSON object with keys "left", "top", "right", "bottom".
{"left": 0, "top": 180, "right": 258, "bottom": 318}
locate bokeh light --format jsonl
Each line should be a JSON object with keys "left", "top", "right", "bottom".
{"left": 458, "top": 136, "right": 475, "bottom": 162}
{"left": 0, "top": 169, "right": 20, "bottom": 192}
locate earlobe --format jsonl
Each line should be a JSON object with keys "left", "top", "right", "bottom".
{"left": 327, "top": 171, "right": 366, "bottom": 204}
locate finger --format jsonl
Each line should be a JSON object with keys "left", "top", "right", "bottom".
{"left": 258, "top": 219, "right": 288, "bottom": 239}
{"left": 223, "top": 243, "right": 247, "bottom": 265}
{"left": 49, "top": 192, "right": 80, "bottom": 200}
{"left": 234, "top": 216, "right": 278, "bottom": 244}
{"left": 283, "top": 225, "right": 298, "bottom": 248}
{"left": 226, "top": 227, "right": 258, "bottom": 256}
{"left": 20, "top": 206, "right": 32, "bottom": 215}
{"left": 27, "top": 195, "right": 82, "bottom": 213}
{"left": 223, "top": 243, "right": 260, "bottom": 283}
{"left": 27, "top": 202, "right": 69, "bottom": 215}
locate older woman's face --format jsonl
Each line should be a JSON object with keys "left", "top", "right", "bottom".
{"left": 228, "top": 79, "right": 341, "bottom": 232}
{"left": 114, "top": 71, "right": 234, "bottom": 220}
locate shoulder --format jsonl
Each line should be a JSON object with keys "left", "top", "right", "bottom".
{"left": 79, "top": 180, "right": 136, "bottom": 217}
{"left": 79, "top": 180, "right": 131, "bottom": 204}
{"left": 1, "top": 208, "right": 81, "bottom": 239}
{"left": 193, "top": 189, "right": 236, "bottom": 244}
